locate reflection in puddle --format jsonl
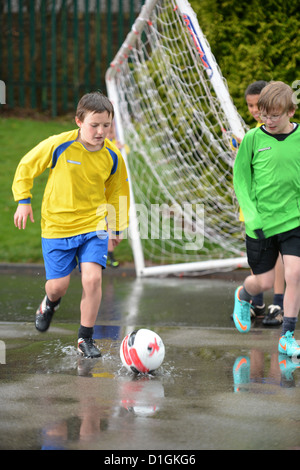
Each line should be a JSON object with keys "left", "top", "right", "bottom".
{"left": 233, "top": 353, "right": 300, "bottom": 392}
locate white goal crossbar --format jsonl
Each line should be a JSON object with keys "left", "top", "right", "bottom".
{"left": 105, "top": 0, "right": 248, "bottom": 277}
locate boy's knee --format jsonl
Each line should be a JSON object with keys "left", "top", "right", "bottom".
{"left": 261, "top": 278, "right": 274, "bottom": 291}
{"left": 46, "top": 276, "right": 70, "bottom": 299}
{"left": 285, "top": 267, "right": 300, "bottom": 286}
{"left": 81, "top": 268, "right": 102, "bottom": 290}
{"left": 252, "top": 272, "right": 274, "bottom": 292}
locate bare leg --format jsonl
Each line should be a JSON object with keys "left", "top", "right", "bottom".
{"left": 244, "top": 268, "right": 275, "bottom": 298}
{"left": 35, "top": 275, "right": 70, "bottom": 332}
{"left": 80, "top": 262, "right": 103, "bottom": 328}
{"left": 277, "top": 255, "right": 300, "bottom": 356}
{"left": 273, "top": 255, "right": 285, "bottom": 295}
{"left": 45, "top": 275, "right": 70, "bottom": 302}
{"left": 282, "top": 255, "right": 300, "bottom": 318}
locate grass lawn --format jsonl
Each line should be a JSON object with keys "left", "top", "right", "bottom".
{"left": 0, "top": 116, "right": 133, "bottom": 264}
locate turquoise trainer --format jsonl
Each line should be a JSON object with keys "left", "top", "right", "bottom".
{"left": 278, "top": 354, "right": 300, "bottom": 382}
{"left": 232, "top": 356, "right": 250, "bottom": 392}
{"left": 278, "top": 331, "right": 300, "bottom": 357}
{"left": 233, "top": 286, "right": 251, "bottom": 333}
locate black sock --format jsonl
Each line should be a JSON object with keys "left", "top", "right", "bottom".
{"left": 252, "top": 292, "right": 264, "bottom": 306}
{"left": 273, "top": 294, "right": 284, "bottom": 309}
{"left": 46, "top": 296, "right": 61, "bottom": 308}
{"left": 282, "top": 317, "right": 297, "bottom": 336}
{"left": 239, "top": 285, "right": 252, "bottom": 303}
{"left": 78, "top": 325, "right": 94, "bottom": 340}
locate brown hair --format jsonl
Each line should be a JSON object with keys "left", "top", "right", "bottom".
{"left": 258, "top": 81, "right": 297, "bottom": 114}
{"left": 76, "top": 91, "right": 114, "bottom": 121}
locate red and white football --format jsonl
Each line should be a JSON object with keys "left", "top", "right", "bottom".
{"left": 120, "top": 328, "right": 165, "bottom": 374}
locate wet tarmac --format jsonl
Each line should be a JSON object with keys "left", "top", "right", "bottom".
{"left": 0, "top": 266, "right": 299, "bottom": 451}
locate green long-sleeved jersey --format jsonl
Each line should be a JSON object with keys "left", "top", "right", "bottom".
{"left": 233, "top": 123, "right": 300, "bottom": 239}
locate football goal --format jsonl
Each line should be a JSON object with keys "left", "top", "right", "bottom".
{"left": 105, "top": 0, "right": 248, "bottom": 277}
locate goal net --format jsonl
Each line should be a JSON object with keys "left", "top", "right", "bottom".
{"left": 105, "top": 0, "right": 248, "bottom": 277}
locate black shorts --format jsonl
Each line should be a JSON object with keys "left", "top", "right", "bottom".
{"left": 246, "top": 226, "right": 300, "bottom": 275}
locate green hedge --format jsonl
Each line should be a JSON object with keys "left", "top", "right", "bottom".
{"left": 191, "top": 0, "right": 300, "bottom": 124}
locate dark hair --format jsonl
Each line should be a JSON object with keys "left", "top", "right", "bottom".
{"left": 244, "top": 80, "right": 268, "bottom": 98}
{"left": 76, "top": 91, "right": 114, "bottom": 121}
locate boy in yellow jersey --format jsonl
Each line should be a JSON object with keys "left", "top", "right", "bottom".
{"left": 12, "top": 92, "right": 130, "bottom": 358}
{"left": 243, "top": 81, "right": 285, "bottom": 326}
{"left": 245, "top": 80, "right": 268, "bottom": 124}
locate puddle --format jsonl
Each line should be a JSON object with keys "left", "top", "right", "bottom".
{"left": 0, "top": 270, "right": 299, "bottom": 450}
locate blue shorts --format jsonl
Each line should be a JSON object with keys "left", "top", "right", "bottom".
{"left": 42, "top": 231, "right": 109, "bottom": 280}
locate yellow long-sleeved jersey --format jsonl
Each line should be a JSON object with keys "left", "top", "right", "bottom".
{"left": 12, "top": 129, "right": 130, "bottom": 238}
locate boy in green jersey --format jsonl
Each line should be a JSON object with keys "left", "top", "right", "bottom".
{"left": 232, "top": 81, "right": 300, "bottom": 357}
{"left": 244, "top": 81, "right": 285, "bottom": 325}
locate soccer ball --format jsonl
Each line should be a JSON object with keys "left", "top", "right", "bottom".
{"left": 120, "top": 328, "right": 165, "bottom": 374}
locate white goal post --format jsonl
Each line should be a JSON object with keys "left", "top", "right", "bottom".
{"left": 105, "top": 0, "right": 248, "bottom": 277}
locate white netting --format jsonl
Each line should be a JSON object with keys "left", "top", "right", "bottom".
{"left": 106, "top": 0, "right": 248, "bottom": 268}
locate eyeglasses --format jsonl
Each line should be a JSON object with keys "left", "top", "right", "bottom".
{"left": 259, "top": 112, "right": 285, "bottom": 122}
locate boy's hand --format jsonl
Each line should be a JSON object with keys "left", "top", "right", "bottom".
{"left": 111, "top": 233, "right": 123, "bottom": 247}
{"left": 14, "top": 204, "right": 35, "bottom": 230}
